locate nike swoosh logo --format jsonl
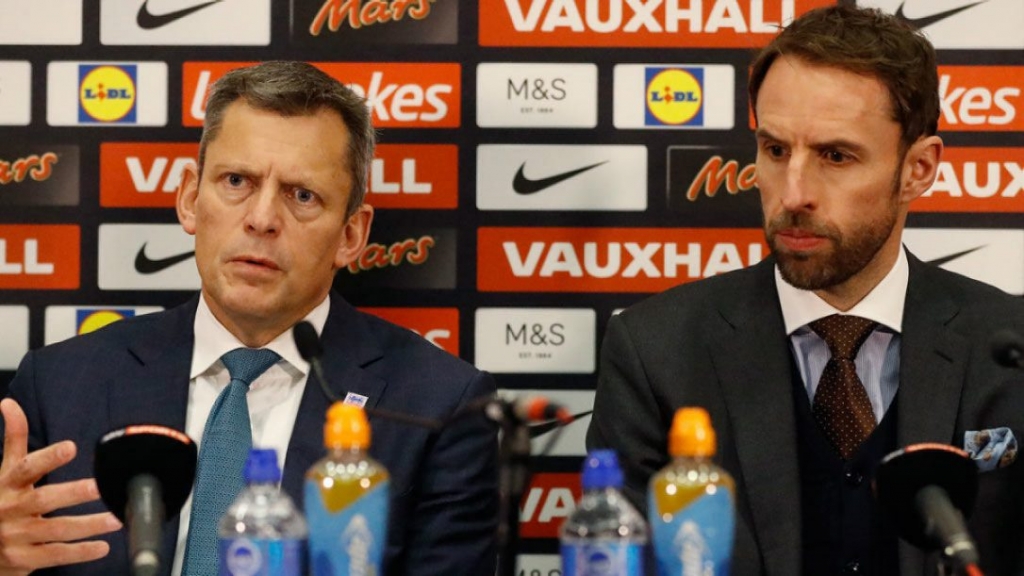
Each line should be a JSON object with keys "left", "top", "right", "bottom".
{"left": 136, "top": 0, "right": 221, "bottom": 30}
{"left": 925, "top": 246, "right": 984, "bottom": 268}
{"left": 528, "top": 410, "right": 593, "bottom": 439}
{"left": 512, "top": 161, "right": 608, "bottom": 195}
{"left": 895, "top": 0, "right": 988, "bottom": 29}
{"left": 134, "top": 243, "right": 195, "bottom": 274}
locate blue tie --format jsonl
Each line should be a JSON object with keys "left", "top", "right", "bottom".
{"left": 182, "top": 347, "right": 281, "bottom": 576}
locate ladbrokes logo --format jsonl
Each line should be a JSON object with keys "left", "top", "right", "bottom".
{"left": 914, "top": 148, "right": 1024, "bottom": 213}
{"left": 183, "top": 62, "right": 460, "bottom": 128}
{"left": 480, "top": 0, "right": 832, "bottom": 47}
{"left": 667, "top": 146, "right": 761, "bottom": 222}
{"left": 519, "top": 472, "right": 580, "bottom": 538}
{"left": 335, "top": 227, "right": 456, "bottom": 290}
{"left": 298, "top": 0, "right": 455, "bottom": 44}
{"left": 368, "top": 144, "right": 458, "bottom": 208}
{"left": 615, "top": 64, "right": 734, "bottom": 129}
{"left": 0, "top": 145, "right": 80, "bottom": 207}
{"left": 478, "top": 227, "right": 767, "bottom": 293}
{"left": 938, "top": 66, "right": 1023, "bottom": 132}
{"left": 100, "top": 142, "right": 197, "bottom": 208}
{"left": 44, "top": 305, "right": 163, "bottom": 345}
{"left": 0, "top": 225, "right": 79, "bottom": 290}
{"left": 78, "top": 65, "right": 137, "bottom": 124}
{"left": 359, "top": 307, "right": 459, "bottom": 355}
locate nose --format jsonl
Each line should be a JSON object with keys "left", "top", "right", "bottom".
{"left": 244, "top": 184, "right": 281, "bottom": 235}
{"left": 779, "top": 150, "right": 818, "bottom": 213}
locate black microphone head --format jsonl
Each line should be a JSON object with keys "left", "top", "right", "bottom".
{"left": 293, "top": 321, "right": 324, "bottom": 362}
{"left": 874, "top": 443, "right": 978, "bottom": 550}
{"left": 991, "top": 329, "right": 1024, "bottom": 368}
{"left": 94, "top": 426, "right": 197, "bottom": 522}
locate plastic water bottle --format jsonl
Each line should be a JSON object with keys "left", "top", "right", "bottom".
{"left": 218, "top": 448, "right": 308, "bottom": 576}
{"left": 648, "top": 407, "right": 736, "bottom": 576}
{"left": 305, "top": 402, "right": 390, "bottom": 576}
{"left": 560, "top": 449, "right": 649, "bottom": 575}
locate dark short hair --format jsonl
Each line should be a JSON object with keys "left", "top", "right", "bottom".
{"left": 198, "top": 60, "right": 376, "bottom": 217}
{"left": 749, "top": 5, "right": 939, "bottom": 148}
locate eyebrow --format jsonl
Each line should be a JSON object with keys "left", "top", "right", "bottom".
{"left": 754, "top": 128, "right": 868, "bottom": 156}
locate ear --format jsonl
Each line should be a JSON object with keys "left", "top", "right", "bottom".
{"left": 899, "top": 135, "right": 943, "bottom": 204}
{"left": 333, "top": 204, "right": 374, "bottom": 270}
{"left": 176, "top": 162, "right": 200, "bottom": 236}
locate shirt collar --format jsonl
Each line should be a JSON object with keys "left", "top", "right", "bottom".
{"left": 190, "top": 293, "right": 332, "bottom": 379}
{"left": 775, "top": 246, "right": 908, "bottom": 335}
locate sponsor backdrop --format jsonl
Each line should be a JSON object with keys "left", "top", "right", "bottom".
{"left": 1, "top": 0, "right": 1021, "bottom": 566}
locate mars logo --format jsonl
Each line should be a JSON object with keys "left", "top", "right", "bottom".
{"left": 78, "top": 64, "right": 137, "bottom": 123}
{"left": 0, "top": 152, "right": 58, "bottom": 185}
{"left": 666, "top": 146, "right": 762, "bottom": 222}
{"left": 346, "top": 235, "right": 434, "bottom": 275}
{"left": 646, "top": 67, "right": 703, "bottom": 126}
{"left": 335, "top": 228, "right": 456, "bottom": 290}
{"left": 310, "top": 0, "right": 434, "bottom": 34}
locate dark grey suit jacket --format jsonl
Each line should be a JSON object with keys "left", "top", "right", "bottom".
{"left": 588, "top": 252, "right": 1024, "bottom": 576}
{"left": 0, "top": 292, "right": 498, "bottom": 576}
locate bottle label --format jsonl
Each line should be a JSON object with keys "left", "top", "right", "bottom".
{"left": 218, "top": 537, "right": 305, "bottom": 576}
{"left": 649, "top": 488, "right": 734, "bottom": 576}
{"left": 304, "top": 479, "right": 389, "bottom": 576}
{"left": 560, "top": 542, "right": 643, "bottom": 576}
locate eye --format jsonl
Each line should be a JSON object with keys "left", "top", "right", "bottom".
{"left": 761, "top": 143, "right": 786, "bottom": 159}
{"left": 226, "top": 173, "right": 245, "bottom": 187}
{"left": 293, "top": 188, "right": 318, "bottom": 205}
{"left": 824, "top": 150, "right": 849, "bottom": 164}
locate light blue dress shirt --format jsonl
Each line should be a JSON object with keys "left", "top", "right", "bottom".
{"left": 775, "top": 248, "right": 909, "bottom": 423}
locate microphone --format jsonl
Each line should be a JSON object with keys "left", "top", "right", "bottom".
{"left": 469, "top": 394, "right": 574, "bottom": 426}
{"left": 94, "top": 425, "right": 197, "bottom": 576}
{"left": 292, "top": 321, "right": 443, "bottom": 430}
{"left": 990, "top": 329, "right": 1024, "bottom": 369}
{"left": 874, "top": 443, "right": 980, "bottom": 569}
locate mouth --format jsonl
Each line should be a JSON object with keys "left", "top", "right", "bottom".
{"left": 774, "top": 228, "right": 828, "bottom": 252}
{"left": 230, "top": 255, "right": 281, "bottom": 271}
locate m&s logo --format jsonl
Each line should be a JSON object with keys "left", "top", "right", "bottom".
{"left": 645, "top": 67, "right": 703, "bottom": 127}
{"left": 78, "top": 64, "right": 137, "bottom": 124}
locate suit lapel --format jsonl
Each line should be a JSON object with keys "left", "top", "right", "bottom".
{"left": 107, "top": 297, "right": 196, "bottom": 576}
{"left": 281, "top": 296, "right": 387, "bottom": 502}
{"left": 709, "top": 258, "right": 802, "bottom": 576}
{"left": 896, "top": 253, "right": 968, "bottom": 576}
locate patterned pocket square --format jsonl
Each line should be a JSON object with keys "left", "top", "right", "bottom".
{"left": 964, "top": 427, "right": 1018, "bottom": 472}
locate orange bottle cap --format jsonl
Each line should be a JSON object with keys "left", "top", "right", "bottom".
{"left": 669, "top": 407, "right": 716, "bottom": 458}
{"left": 324, "top": 402, "right": 371, "bottom": 450}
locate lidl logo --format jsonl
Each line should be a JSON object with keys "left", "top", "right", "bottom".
{"left": 78, "top": 64, "right": 137, "bottom": 124}
{"left": 645, "top": 67, "right": 703, "bottom": 127}
{"left": 77, "top": 308, "right": 135, "bottom": 335}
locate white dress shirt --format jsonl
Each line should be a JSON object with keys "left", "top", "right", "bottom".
{"left": 775, "top": 248, "right": 909, "bottom": 423}
{"left": 170, "top": 294, "right": 329, "bottom": 576}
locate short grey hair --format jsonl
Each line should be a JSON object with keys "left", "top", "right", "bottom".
{"left": 198, "top": 60, "right": 376, "bottom": 217}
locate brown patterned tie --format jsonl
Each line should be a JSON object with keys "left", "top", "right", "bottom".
{"left": 809, "top": 314, "right": 879, "bottom": 460}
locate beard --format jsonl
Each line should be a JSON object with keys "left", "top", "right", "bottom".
{"left": 765, "top": 174, "right": 901, "bottom": 291}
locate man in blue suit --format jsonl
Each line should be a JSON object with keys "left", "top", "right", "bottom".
{"left": 0, "top": 61, "right": 498, "bottom": 576}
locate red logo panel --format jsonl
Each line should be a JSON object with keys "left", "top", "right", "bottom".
{"left": 0, "top": 225, "right": 80, "bottom": 289}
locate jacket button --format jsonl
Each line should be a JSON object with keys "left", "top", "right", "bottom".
{"left": 844, "top": 561, "right": 862, "bottom": 574}
{"left": 844, "top": 470, "right": 863, "bottom": 487}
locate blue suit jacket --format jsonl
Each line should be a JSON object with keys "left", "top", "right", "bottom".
{"left": 0, "top": 293, "right": 499, "bottom": 576}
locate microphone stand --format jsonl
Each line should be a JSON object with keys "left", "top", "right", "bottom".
{"left": 480, "top": 399, "right": 532, "bottom": 576}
